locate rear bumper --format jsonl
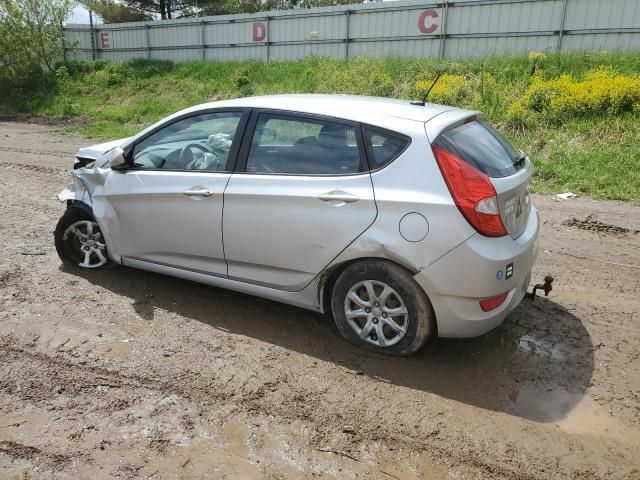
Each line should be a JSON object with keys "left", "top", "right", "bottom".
{"left": 414, "top": 206, "right": 539, "bottom": 337}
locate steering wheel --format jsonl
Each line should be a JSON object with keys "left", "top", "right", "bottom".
{"left": 179, "top": 143, "right": 212, "bottom": 167}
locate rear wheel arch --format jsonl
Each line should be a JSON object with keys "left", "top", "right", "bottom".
{"left": 328, "top": 257, "right": 436, "bottom": 356}
{"left": 320, "top": 256, "right": 420, "bottom": 314}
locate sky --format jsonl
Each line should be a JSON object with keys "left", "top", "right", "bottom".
{"left": 66, "top": 4, "right": 103, "bottom": 24}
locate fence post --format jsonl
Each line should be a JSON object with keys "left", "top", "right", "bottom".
{"left": 145, "top": 24, "right": 151, "bottom": 59}
{"left": 557, "top": 0, "right": 568, "bottom": 52}
{"left": 201, "top": 19, "right": 206, "bottom": 61}
{"left": 266, "top": 16, "right": 271, "bottom": 62}
{"left": 89, "top": 10, "right": 96, "bottom": 60}
{"left": 60, "top": 22, "right": 67, "bottom": 62}
{"left": 345, "top": 9, "right": 351, "bottom": 60}
{"left": 438, "top": 1, "right": 449, "bottom": 60}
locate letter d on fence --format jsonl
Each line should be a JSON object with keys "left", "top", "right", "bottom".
{"left": 418, "top": 10, "right": 439, "bottom": 34}
{"left": 253, "top": 22, "right": 266, "bottom": 42}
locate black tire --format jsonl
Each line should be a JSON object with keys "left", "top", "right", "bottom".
{"left": 54, "top": 207, "right": 113, "bottom": 269}
{"left": 331, "top": 259, "right": 435, "bottom": 356}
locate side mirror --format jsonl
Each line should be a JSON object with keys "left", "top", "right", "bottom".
{"left": 104, "top": 146, "right": 127, "bottom": 169}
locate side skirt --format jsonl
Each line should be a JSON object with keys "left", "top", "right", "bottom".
{"left": 121, "top": 257, "right": 322, "bottom": 313}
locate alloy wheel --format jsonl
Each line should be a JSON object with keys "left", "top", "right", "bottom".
{"left": 62, "top": 220, "right": 108, "bottom": 268}
{"left": 344, "top": 280, "right": 409, "bottom": 347}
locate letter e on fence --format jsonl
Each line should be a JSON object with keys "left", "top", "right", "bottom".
{"left": 99, "top": 31, "right": 112, "bottom": 49}
{"left": 253, "top": 22, "right": 266, "bottom": 42}
{"left": 418, "top": 10, "right": 439, "bottom": 34}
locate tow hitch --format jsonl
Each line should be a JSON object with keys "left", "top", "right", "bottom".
{"left": 525, "top": 275, "right": 554, "bottom": 300}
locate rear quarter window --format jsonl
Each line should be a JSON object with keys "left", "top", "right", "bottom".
{"left": 432, "top": 119, "right": 523, "bottom": 178}
{"left": 364, "top": 128, "right": 410, "bottom": 170}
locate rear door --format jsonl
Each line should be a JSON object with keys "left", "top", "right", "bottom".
{"left": 432, "top": 118, "right": 532, "bottom": 238}
{"left": 222, "top": 110, "right": 377, "bottom": 291}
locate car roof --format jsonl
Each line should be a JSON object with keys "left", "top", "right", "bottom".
{"left": 180, "top": 94, "right": 460, "bottom": 124}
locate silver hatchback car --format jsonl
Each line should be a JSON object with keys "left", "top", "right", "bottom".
{"left": 55, "top": 94, "right": 539, "bottom": 356}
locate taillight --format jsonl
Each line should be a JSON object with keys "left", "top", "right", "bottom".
{"left": 432, "top": 145, "right": 507, "bottom": 237}
{"left": 479, "top": 292, "right": 509, "bottom": 312}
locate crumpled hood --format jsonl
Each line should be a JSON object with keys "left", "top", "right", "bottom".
{"left": 76, "top": 137, "right": 132, "bottom": 161}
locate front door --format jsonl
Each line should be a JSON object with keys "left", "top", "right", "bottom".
{"left": 101, "top": 110, "right": 247, "bottom": 276}
{"left": 223, "top": 111, "right": 377, "bottom": 291}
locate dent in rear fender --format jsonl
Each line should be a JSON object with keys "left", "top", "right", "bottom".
{"left": 352, "top": 124, "right": 475, "bottom": 272}
{"left": 316, "top": 124, "right": 476, "bottom": 309}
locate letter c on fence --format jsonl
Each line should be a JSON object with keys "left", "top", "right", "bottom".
{"left": 418, "top": 10, "right": 439, "bottom": 34}
{"left": 253, "top": 22, "right": 266, "bottom": 42}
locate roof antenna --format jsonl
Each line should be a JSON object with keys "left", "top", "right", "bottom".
{"left": 411, "top": 73, "right": 442, "bottom": 106}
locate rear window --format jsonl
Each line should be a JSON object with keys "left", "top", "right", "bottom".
{"left": 432, "top": 119, "right": 523, "bottom": 178}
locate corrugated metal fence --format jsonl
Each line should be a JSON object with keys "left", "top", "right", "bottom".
{"left": 63, "top": 0, "right": 640, "bottom": 62}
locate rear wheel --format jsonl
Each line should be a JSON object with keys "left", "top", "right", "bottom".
{"left": 331, "top": 260, "right": 434, "bottom": 356}
{"left": 54, "top": 207, "right": 111, "bottom": 269}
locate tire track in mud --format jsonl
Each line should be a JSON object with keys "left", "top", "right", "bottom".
{"left": 0, "top": 339, "right": 236, "bottom": 409}
{"left": 0, "top": 146, "right": 75, "bottom": 159}
{"left": 0, "top": 440, "right": 76, "bottom": 471}
{"left": 0, "top": 160, "right": 67, "bottom": 177}
{"left": 0, "top": 339, "right": 548, "bottom": 480}
{"left": 563, "top": 214, "right": 640, "bottom": 236}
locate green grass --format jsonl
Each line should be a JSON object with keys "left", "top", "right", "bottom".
{"left": 2, "top": 52, "right": 640, "bottom": 201}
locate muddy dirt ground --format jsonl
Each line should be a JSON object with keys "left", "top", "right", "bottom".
{"left": 0, "top": 121, "right": 639, "bottom": 480}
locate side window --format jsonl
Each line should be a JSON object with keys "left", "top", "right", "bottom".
{"left": 364, "top": 128, "right": 410, "bottom": 170}
{"left": 246, "top": 114, "right": 363, "bottom": 175}
{"left": 132, "top": 112, "right": 243, "bottom": 171}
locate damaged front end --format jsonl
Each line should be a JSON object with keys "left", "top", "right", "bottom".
{"left": 73, "top": 137, "right": 132, "bottom": 170}
{"left": 58, "top": 174, "right": 93, "bottom": 206}
{"left": 59, "top": 139, "right": 130, "bottom": 208}
{"left": 57, "top": 143, "right": 130, "bottom": 266}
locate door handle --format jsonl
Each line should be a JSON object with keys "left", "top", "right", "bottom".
{"left": 317, "top": 190, "right": 360, "bottom": 205}
{"left": 183, "top": 187, "right": 214, "bottom": 197}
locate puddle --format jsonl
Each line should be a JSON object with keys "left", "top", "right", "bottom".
{"left": 517, "top": 334, "right": 566, "bottom": 360}
{"left": 513, "top": 384, "right": 582, "bottom": 423}
{"left": 104, "top": 339, "right": 132, "bottom": 358}
{"left": 222, "top": 420, "right": 250, "bottom": 460}
{"left": 513, "top": 384, "right": 639, "bottom": 442}
{"left": 377, "top": 450, "right": 455, "bottom": 480}
{"left": 139, "top": 437, "right": 263, "bottom": 480}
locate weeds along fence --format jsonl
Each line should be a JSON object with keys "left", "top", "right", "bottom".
{"left": 63, "top": 0, "right": 640, "bottom": 62}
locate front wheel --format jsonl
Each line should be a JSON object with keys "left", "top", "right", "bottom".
{"left": 54, "top": 207, "right": 111, "bottom": 269}
{"left": 331, "top": 260, "right": 435, "bottom": 356}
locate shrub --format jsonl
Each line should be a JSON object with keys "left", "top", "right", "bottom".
{"left": 316, "top": 58, "right": 395, "bottom": 97}
{"left": 89, "top": 63, "right": 135, "bottom": 87}
{"left": 234, "top": 68, "right": 254, "bottom": 97}
{"left": 504, "top": 100, "right": 534, "bottom": 132}
{"left": 523, "top": 68, "right": 640, "bottom": 120}
{"left": 0, "top": 0, "right": 73, "bottom": 107}
{"left": 414, "top": 74, "right": 473, "bottom": 106}
{"left": 126, "top": 59, "right": 175, "bottom": 79}
{"left": 528, "top": 51, "right": 547, "bottom": 75}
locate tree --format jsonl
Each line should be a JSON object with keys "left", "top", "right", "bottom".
{"left": 125, "top": 0, "right": 200, "bottom": 20}
{"left": 204, "top": 0, "right": 367, "bottom": 15}
{"left": 109, "top": 0, "right": 368, "bottom": 20}
{"left": 82, "top": 0, "right": 150, "bottom": 23}
{"left": 0, "top": 0, "right": 74, "bottom": 82}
